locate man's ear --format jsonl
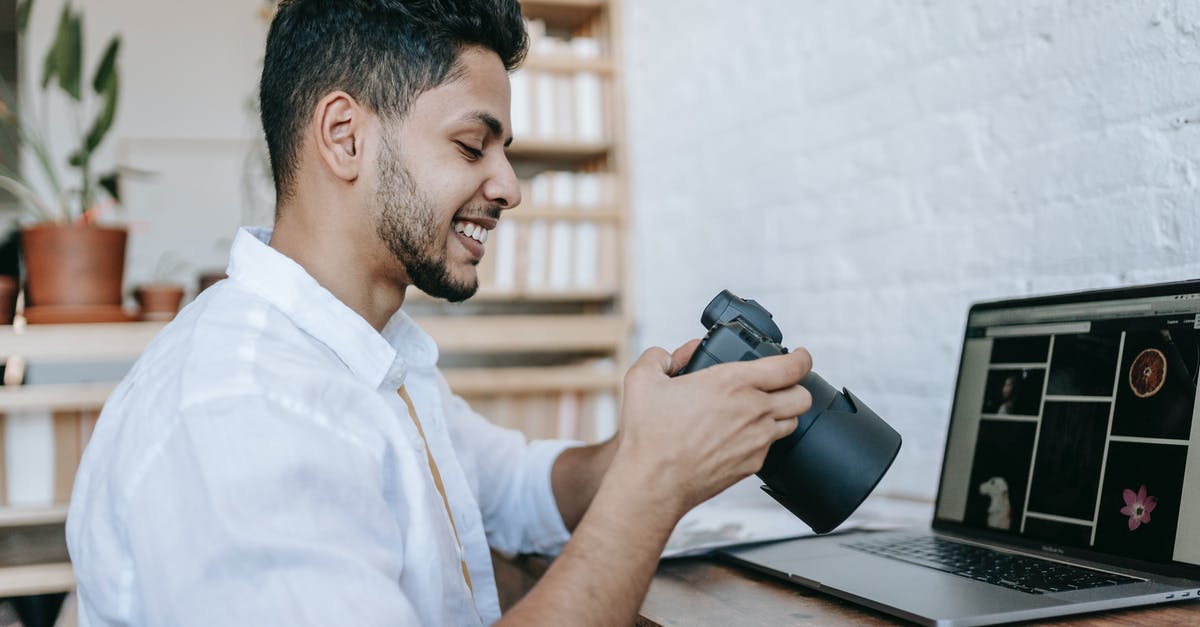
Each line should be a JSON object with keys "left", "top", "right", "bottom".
{"left": 312, "top": 91, "right": 365, "bottom": 183}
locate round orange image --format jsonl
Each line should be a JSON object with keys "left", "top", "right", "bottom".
{"left": 1129, "top": 348, "right": 1167, "bottom": 399}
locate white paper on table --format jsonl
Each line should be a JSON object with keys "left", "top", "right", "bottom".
{"left": 662, "top": 477, "right": 817, "bottom": 559}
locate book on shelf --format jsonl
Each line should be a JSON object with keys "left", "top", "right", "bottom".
{"left": 547, "top": 171, "right": 576, "bottom": 289}
{"left": 492, "top": 220, "right": 518, "bottom": 291}
{"left": 513, "top": 21, "right": 607, "bottom": 143}
{"left": 555, "top": 391, "right": 582, "bottom": 440}
{"left": 510, "top": 71, "right": 533, "bottom": 138}
{"left": 488, "top": 170, "right": 614, "bottom": 295}
{"left": 524, "top": 219, "right": 549, "bottom": 290}
{"left": 571, "top": 38, "right": 605, "bottom": 142}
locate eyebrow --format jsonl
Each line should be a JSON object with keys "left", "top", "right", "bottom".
{"left": 460, "top": 110, "right": 513, "bottom": 147}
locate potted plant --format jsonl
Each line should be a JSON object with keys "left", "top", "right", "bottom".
{"left": 134, "top": 252, "right": 188, "bottom": 321}
{"left": 0, "top": 0, "right": 127, "bottom": 323}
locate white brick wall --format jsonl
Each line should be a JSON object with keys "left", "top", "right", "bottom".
{"left": 622, "top": 0, "right": 1200, "bottom": 499}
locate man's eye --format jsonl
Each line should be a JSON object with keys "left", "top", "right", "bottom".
{"left": 456, "top": 141, "right": 484, "bottom": 161}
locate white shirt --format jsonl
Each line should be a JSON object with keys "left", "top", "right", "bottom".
{"left": 67, "top": 227, "right": 577, "bottom": 625}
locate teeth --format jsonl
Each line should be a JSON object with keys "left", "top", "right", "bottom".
{"left": 453, "top": 220, "right": 489, "bottom": 244}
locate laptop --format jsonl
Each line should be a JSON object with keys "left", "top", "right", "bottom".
{"left": 722, "top": 279, "right": 1200, "bottom": 626}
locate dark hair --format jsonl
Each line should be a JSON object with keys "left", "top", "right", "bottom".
{"left": 260, "top": 0, "right": 528, "bottom": 200}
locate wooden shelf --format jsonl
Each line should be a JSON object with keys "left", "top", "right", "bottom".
{"left": 522, "top": 0, "right": 605, "bottom": 31}
{"left": 507, "top": 138, "right": 610, "bottom": 161}
{"left": 0, "top": 505, "right": 69, "bottom": 528}
{"left": 0, "top": 321, "right": 165, "bottom": 360}
{"left": 0, "top": 382, "right": 115, "bottom": 412}
{"left": 0, "top": 562, "right": 74, "bottom": 597}
{"left": 414, "top": 314, "right": 627, "bottom": 353}
{"left": 444, "top": 365, "right": 621, "bottom": 395}
{"left": 523, "top": 54, "right": 613, "bottom": 74}
{"left": 508, "top": 206, "right": 622, "bottom": 221}
{"left": 410, "top": 287, "right": 618, "bottom": 303}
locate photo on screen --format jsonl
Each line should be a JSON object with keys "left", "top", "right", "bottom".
{"left": 1112, "top": 328, "right": 1200, "bottom": 441}
{"left": 1046, "top": 332, "right": 1121, "bottom": 397}
{"left": 1092, "top": 442, "right": 1187, "bottom": 563}
{"left": 989, "top": 336, "right": 1051, "bottom": 364}
{"left": 981, "top": 368, "right": 1045, "bottom": 416}
{"left": 1026, "top": 401, "right": 1109, "bottom": 521}
{"left": 1023, "top": 517, "right": 1092, "bottom": 546}
{"left": 964, "top": 420, "right": 1037, "bottom": 533}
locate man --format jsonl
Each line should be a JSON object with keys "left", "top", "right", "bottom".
{"left": 66, "top": 0, "right": 813, "bottom": 624}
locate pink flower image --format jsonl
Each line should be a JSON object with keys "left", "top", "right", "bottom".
{"left": 1120, "top": 485, "right": 1157, "bottom": 531}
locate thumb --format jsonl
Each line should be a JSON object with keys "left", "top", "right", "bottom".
{"left": 629, "top": 346, "right": 675, "bottom": 379}
{"left": 668, "top": 339, "right": 702, "bottom": 375}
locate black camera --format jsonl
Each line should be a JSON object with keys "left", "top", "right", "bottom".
{"left": 678, "top": 290, "right": 902, "bottom": 533}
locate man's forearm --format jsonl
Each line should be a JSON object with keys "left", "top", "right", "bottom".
{"left": 499, "top": 458, "right": 682, "bottom": 625}
{"left": 550, "top": 436, "right": 619, "bottom": 530}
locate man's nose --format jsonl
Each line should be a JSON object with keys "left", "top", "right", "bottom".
{"left": 483, "top": 153, "right": 522, "bottom": 210}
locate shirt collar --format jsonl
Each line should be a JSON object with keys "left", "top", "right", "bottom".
{"left": 226, "top": 227, "right": 440, "bottom": 390}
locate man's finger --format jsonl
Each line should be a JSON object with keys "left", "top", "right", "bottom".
{"left": 772, "top": 416, "right": 800, "bottom": 441}
{"left": 668, "top": 339, "right": 702, "bottom": 375}
{"left": 728, "top": 347, "right": 814, "bottom": 392}
{"left": 764, "top": 384, "right": 813, "bottom": 422}
{"left": 629, "top": 346, "right": 676, "bottom": 378}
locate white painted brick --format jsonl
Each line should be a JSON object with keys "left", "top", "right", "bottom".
{"left": 627, "top": 1, "right": 1200, "bottom": 500}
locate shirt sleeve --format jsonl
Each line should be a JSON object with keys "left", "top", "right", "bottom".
{"left": 113, "top": 393, "right": 422, "bottom": 626}
{"left": 438, "top": 377, "right": 582, "bottom": 555}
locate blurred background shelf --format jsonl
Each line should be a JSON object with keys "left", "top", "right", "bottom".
{"left": 522, "top": 55, "right": 613, "bottom": 74}
{"left": 407, "top": 0, "right": 630, "bottom": 443}
{"left": 505, "top": 206, "right": 623, "bottom": 222}
{"left": 0, "top": 383, "right": 116, "bottom": 413}
{"left": 415, "top": 315, "right": 627, "bottom": 354}
{"left": 0, "top": 506, "right": 68, "bottom": 528}
{"left": 0, "top": 322, "right": 164, "bottom": 361}
{"left": 410, "top": 287, "right": 619, "bottom": 303}
{"left": 506, "top": 138, "right": 611, "bottom": 162}
{"left": 0, "top": 562, "right": 73, "bottom": 597}
{"left": 444, "top": 366, "right": 621, "bottom": 395}
{"left": 520, "top": 0, "right": 606, "bottom": 31}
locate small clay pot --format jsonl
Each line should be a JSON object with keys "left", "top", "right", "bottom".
{"left": 135, "top": 283, "right": 186, "bottom": 321}
{"left": 22, "top": 224, "right": 127, "bottom": 307}
{"left": 0, "top": 275, "right": 16, "bottom": 325}
{"left": 197, "top": 271, "right": 227, "bottom": 294}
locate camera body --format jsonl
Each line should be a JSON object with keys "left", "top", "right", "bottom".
{"left": 678, "top": 290, "right": 902, "bottom": 533}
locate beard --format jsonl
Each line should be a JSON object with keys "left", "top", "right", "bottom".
{"left": 374, "top": 135, "right": 478, "bottom": 303}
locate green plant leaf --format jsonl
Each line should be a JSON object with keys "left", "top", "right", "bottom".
{"left": 61, "top": 10, "right": 83, "bottom": 100}
{"left": 82, "top": 66, "right": 118, "bottom": 156}
{"left": 40, "top": 3, "right": 70, "bottom": 91}
{"left": 41, "top": 4, "right": 82, "bottom": 100}
{"left": 98, "top": 171, "right": 120, "bottom": 202}
{"left": 92, "top": 37, "right": 120, "bottom": 93}
{"left": 16, "top": 0, "right": 34, "bottom": 33}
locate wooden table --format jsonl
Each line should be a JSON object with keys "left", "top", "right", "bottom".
{"left": 493, "top": 552, "right": 1200, "bottom": 626}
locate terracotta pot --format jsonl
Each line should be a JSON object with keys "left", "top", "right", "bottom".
{"left": 0, "top": 275, "right": 16, "bottom": 324}
{"left": 197, "top": 270, "right": 227, "bottom": 294}
{"left": 21, "top": 224, "right": 128, "bottom": 307}
{"left": 135, "top": 283, "right": 186, "bottom": 321}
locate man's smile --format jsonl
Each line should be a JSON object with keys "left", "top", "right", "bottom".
{"left": 452, "top": 218, "right": 494, "bottom": 259}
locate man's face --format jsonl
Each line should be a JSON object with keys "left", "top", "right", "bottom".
{"left": 370, "top": 46, "right": 521, "bottom": 302}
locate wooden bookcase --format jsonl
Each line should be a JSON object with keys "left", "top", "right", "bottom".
{"left": 409, "top": 0, "right": 632, "bottom": 442}
{"left": 0, "top": 321, "right": 158, "bottom": 597}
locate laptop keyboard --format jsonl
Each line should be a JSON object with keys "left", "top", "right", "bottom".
{"left": 844, "top": 535, "right": 1140, "bottom": 595}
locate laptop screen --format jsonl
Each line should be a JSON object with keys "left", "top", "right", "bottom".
{"left": 934, "top": 281, "right": 1200, "bottom": 576}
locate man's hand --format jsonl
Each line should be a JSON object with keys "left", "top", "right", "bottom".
{"left": 614, "top": 340, "right": 814, "bottom": 520}
{"left": 501, "top": 340, "right": 814, "bottom": 625}
{"left": 502, "top": 341, "right": 813, "bottom": 625}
